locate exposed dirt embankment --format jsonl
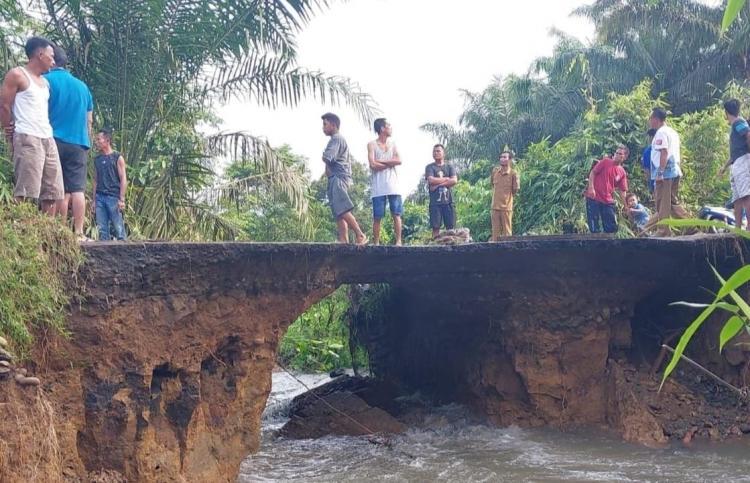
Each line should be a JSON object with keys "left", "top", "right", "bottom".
{"left": 352, "top": 235, "right": 750, "bottom": 446}
{"left": 8, "top": 243, "right": 338, "bottom": 482}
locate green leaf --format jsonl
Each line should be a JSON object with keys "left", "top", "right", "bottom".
{"left": 713, "top": 265, "right": 750, "bottom": 301}
{"left": 712, "top": 266, "right": 750, "bottom": 317}
{"left": 722, "top": 0, "right": 746, "bottom": 32}
{"left": 660, "top": 301, "right": 720, "bottom": 390}
{"left": 719, "top": 316, "right": 745, "bottom": 352}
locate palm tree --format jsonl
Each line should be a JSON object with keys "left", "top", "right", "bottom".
{"left": 36, "top": 0, "right": 378, "bottom": 239}
{"left": 575, "top": 0, "right": 749, "bottom": 113}
{"left": 423, "top": 0, "right": 750, "bottom": 169}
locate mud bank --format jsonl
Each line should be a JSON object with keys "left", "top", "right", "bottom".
{"left": 0, "top": 236, "right": 746, "bottom": 481}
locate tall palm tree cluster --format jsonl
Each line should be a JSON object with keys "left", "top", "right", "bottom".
{"left": 423, "top": 0, "right": 750, "bottom": 165}
{"left": 0, "top": 0, "right": 378, "bottom": 239}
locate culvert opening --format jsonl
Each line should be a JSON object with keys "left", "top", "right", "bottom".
{"left": 278, "top": 284, "right": 378, "bottom": 376}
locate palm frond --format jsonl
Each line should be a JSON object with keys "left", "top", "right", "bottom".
{"left": 207, "top": 53, "right": 378, "bottom": 125}
{"left": 206, "top": 132, "right": 309, "bottom": 214}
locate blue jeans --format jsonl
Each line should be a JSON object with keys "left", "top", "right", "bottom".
{"left": 372, "top": 195, "right": 403, "bottom": 219}
{"left": 96, "top": 193, "right": 126, "bottom": 240}
{"left": 586, "top": 197, "right": 617, "bottom": 233}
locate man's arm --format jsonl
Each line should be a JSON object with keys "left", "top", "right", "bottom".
{"left": 428, "top": 171, "right": 456, "bottom": 189}
{"left": 116, "top": 155, "right": 127, "bottom": 211}
{"left": 0, "top": 69, "right": 21, "bottom": 143}
{"left": 441, "top": 165, "right": 458, "bottom": 188}
{"left": 657, "top": 149, "right": 668, "bottom": 179}
{"left": 512, "top": 172, "right": 520, "bottom": 195}
{"left": 426, "top": 175, "right": 446, "bottom": 190}
{"left": 379, "top": 144, "right": 402, "bottom": 167}
{"left": 367, "top": 142, "right": 387, "bottom": 171}
{"left": 586, "top": 169, "right": 596, "bottom": 197}
{"left": 87, "top": 111, "right": 93, "bottom": 145}
{"left": 321, "top": 138, "right": 336, "bottom": 166}
{"left": 425, "top": 166, "right": 445, "bottom": 191}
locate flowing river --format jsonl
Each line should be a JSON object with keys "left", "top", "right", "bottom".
{"left": 238, "top": 372, "right": 750, "bottom": 482}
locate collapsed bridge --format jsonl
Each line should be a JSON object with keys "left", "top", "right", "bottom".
{"left": 31, "top": 236, "right": 749, "bottom": 481}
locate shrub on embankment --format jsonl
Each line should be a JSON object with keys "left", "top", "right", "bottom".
{"left": 0, "top": 203, "right": 82, "bottom": 357}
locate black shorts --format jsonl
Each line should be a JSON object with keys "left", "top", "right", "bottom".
{"left": 429, "top": 203, "right": 455, "bottom": 230}
{"left": 56, "top": 139, "right": 88, "bottom": 193}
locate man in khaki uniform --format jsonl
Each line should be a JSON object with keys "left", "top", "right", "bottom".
{"left": 490, "top": 150, "right": 520, "bottom": 240}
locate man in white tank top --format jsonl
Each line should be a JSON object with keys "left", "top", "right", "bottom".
{"left": 367, "top": 118, "right": 403, "bottom": 245}
{"left": 0, "top": 37, "right": 64, "bottom": 214}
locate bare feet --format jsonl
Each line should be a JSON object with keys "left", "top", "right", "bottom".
{"left": 355, "top": 235, "right": 368, "bottom": 246}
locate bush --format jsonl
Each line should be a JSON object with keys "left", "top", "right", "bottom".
{"left": 278, "top": 286, "right": 367, "bottom": 372}
{"left": 0, "top": 203, "right": 82, "bottom": 356}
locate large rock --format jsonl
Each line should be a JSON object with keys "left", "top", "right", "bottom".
{"left": 281, "top": 391, "right": 405, "bottom": 439}
{"left": 280, "top": 376, "right": 405, "bottom": 439}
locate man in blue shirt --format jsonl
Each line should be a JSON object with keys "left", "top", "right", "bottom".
{"left": 45, "top": 46, "right": 94, "bottom": 240}
{"left": 641, "top": 128, "right": 656, "bottom": 193}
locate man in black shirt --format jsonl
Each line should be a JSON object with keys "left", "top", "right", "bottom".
{"left": 425, "top": 144, "right": 457, "bottom": 238}
{"left": 720, "top": 99, "right": 750, "bottom": 230}
{"left": 92, "top": 129, "right": 127, "bottom": 240}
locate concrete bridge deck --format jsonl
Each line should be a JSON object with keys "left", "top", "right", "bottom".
{"left": 80, "top": 234, "right": 744, "bottom": 306}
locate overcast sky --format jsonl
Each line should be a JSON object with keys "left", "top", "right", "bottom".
{"left": 219, "top": 0, "right": 598, "bottom": 195}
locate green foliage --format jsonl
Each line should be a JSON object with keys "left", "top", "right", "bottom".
{"left": 278, "top": 287, "right": 367, "bottom": 372}
{"left": 453, "top": 179, "right": 492, "bottom": 242}
{"left": 513, "top": 82, "right": 661, "bottom": 235}
{"left": 401, "top": 198, "right": 431, "bottom": 244}
{"left": 673, "top": 106, "right": 731, "bottom": 207}
{"left": 723, "top": 0, "right": 747, "bottom": 31}
{"left": 0, "top": 203, "right": 83, "bottom": 357}
{"left": 660, "top": 222, "right": 750, "bottom": 388}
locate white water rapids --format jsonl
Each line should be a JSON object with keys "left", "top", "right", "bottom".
{"left": 238, "top": 372, "right": 750, "bottom": 482}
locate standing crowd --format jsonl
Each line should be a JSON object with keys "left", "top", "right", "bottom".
{"left": 1, "top": 37, "right": 127, "bottom": 241}
{"left": 322, "top": 101, "right": 750, "bottom": 245}
{"left": 3, "top": 38, "right": 750, "bottom": 245}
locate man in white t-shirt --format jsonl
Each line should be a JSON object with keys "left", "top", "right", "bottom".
{"left": 644, "top": 108, "right": 689, "bottom": 236}
{"left": 367, "top": 118, "right": 403, "bottom": 245}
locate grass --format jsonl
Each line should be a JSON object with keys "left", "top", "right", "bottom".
{"left": 0, "top": 202, "right": 83, "bottom": 357}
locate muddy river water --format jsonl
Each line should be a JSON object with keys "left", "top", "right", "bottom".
{"left": 238, "top": 372, "right": 750, "bottom": 482}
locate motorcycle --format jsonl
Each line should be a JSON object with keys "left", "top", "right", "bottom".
{"left": 698, "top": 203, "right": 746, "bottom": 231}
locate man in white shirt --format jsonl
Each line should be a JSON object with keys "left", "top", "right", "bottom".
{"left": 367, "top": 118, "right": 403, "bottom": 245}
{"left": 0, "top": 37, "right": 63, "bottom": 214}
{"left": 644, "top": 108, "right": 689, "bottom": 236}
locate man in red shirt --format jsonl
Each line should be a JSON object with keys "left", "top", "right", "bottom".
{"left": 585, "top": 145, "right": 629, "bottom": 233}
